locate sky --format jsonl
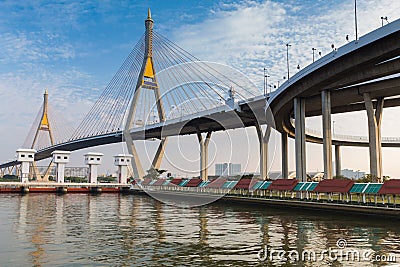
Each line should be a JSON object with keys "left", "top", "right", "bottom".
{"left": 0, "top": 0, "right": 400, "bottom": 177}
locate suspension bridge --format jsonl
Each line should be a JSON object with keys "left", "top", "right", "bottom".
{"left": 1, "top": 10, "right": 400, "bottom": 185}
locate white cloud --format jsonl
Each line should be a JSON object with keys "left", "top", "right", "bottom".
{"left": 0, "top": 31, "right": 75, "bottom": 64}
{"left": 174, "top": 0, "right": 400, "bottom": 87}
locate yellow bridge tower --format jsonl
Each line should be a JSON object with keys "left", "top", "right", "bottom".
{"left": 31, "top": 89, "right": 54, "bottom": 148}
{"left": 30, "top": 89, "right": 55, "bottom": 181}
{"left": 123, "top": 9, "right": 168, "bottom": 179}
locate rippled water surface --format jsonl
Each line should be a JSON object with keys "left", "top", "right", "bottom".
{"left": 1, "top": 194, "right": 400, "bottom": 266}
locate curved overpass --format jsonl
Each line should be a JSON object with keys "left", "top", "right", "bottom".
{"left": 269, "top": 18, "right": 400, "bottom": 145}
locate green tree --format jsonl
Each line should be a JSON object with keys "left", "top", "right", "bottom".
{"left": 143, "top": 167, "right": 167, "bottom": 179}
{"left": 356, "top": 174, "right": 389, "bottom": 183}
{"left": 333, "top": 175, "right": 349, "bottom": 180}
{"left": 67, "top": 176, "right": 87, "bottom": 183}
{"left": 1, "top": 174, "right": 19, "bottom": 181}
{"left": 98, "top": 176, "right": 117, "bottom": 183}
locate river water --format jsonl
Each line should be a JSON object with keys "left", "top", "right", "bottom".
{"left": 0, "top": 193, "right": 399, "bottom": 266}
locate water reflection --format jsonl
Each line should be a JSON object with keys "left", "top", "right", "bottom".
{"left": 153, "top": 200, "right": 166, "bottom": 242}
{"left": 4, "top": 194, "right": 400, "bottom": 266}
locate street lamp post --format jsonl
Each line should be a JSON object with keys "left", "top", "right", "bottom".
{"left": 263, "top": 68, "right": 266, "bottom": 95}
{"left": 381, "top": 16, "right": 388, "bottom": 27}
{"left": 171, "top": 105, "right": 177, "bottom": 118}
{"left": 312, "top": 48, "right": 316, "bottom": 62}
{"left": 263, "top": 68, "right": 270, "bottom": 95}
{"left": 286, "top": 43, "right": 291, "bottom": 80}
{"left": 180, "top": 107, "right": 185, "bottom": 119}
{"left": 354, "top": 0, "right": 358, "bottom": 40}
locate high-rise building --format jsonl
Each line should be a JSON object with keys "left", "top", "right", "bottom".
{"left": 341, "top": 169, "right": 365, "bottom": 179}
{"left": 229, "top": 163, "right": 241, "bottom": 176}
{"left": 215, "top": 163, "right": 241, "bottom": 176}
{"left": 215, "top": 163, "right": 229, "bottom": 176}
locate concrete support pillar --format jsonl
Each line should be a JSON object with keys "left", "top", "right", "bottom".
{"left": 281, "top": 132, "right": 289, "bottom": 179}
{"left": 204, "top": 132, "right": 211, "bottom": 180}
{"left": 256, "top": 124, "right": 271, "bottom": 180}
{"left": 52, "top": 150, "right": 71, "bottom": 183}
{"left": 84, "top": 152, "right": 103, "bottom": 183}
{"left": 9, "top": 166, "right": 13, "bottom": 177}
{"left": 376, "top": 97, "right": 384, "bottom": 179}
{"left": 363, "top": 93, "right": 383, "bottom": 181}
{"left": 16, "top": 149, "right": 36, "bottom": 183}
{"left": 30, "top": 161, "right": 41, "bottom": 181}
{"left": 124, "top": 136, "right": 145, "bottom": 179}
{"left": 197, "top": 131, "right": 206, "bottom": 181}
{"left": 114, "top": 154, "right": 133, "bottom": 184}
{"left": 294, "top": 97, "right": 306, "bottom": 181}
{"left": 42, "top": 161, "right": 54, "bottom": 182}
{"left": 152, "top": 138, "right": 168, "bottom": 170}
{"left": 56, "top": 164, "right": 66, "bottom": 183}
{"left": 8, "top": 166, "right": 13, "bottom": 176}
{"left": 30, "top": 161, "right": 53, "bottom": 182}
{"left": 335, "top": 145, "right": 341, "bottom": 177}
{"left": 322, "top": 90, "right": 333, "bottom": 179}
{"left": 197, "top": 131, "right": 212, "bottom": 181}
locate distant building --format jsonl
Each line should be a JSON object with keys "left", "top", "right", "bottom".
{"left": 229, "top": 163, "right": 241, "bottom": 176}
{"left": 215, "top": 163, "right": 228, "bottom": 176}
{"left": 268, "top": 171, "right": 296, "bottom": 180}
{"left": 215, "top": 163, "right": 241, "bottom": 176}
{"left": 341, "top": 169, "right": 365, "bottom": 179}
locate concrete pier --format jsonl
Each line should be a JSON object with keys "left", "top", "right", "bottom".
{"left": 16, "top": 149, "right": 36, "bottom": 183}
{"left": 281, "top": 133, "right": 289, "bottom": 179}
{"left": 52, "top": 150, "right": 71, "bottom": 183}
{"left": 114, "top": 154, "right": 133, "bottom": 184}
{"left": 152, "top": 138, "right": 167, "bottom": 170}
{"left": 256, "top": 124, "right": 271, "bottom": 180}
{"left": 197, "top": 131, "right": 211, "bottom": 181}
{"left": 363, "top": 93, "right": 384, "bottom": 181}
{"left": 335, "top": 145, "right": 341, "bottom": 177}
{"left": 0, "top": 182, "right": 126, "bottom": 194}
{"left": 294, "top": 98, "right": 306, "bottom": 181}
{"left": 84, "top": 152, "right": 103, "bottom": 183}
{"left": 322, "top": 90, "right": 333, "bottom": 179}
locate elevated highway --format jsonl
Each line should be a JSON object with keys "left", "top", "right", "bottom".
{"left": 269, "top": 18, "right": 400, "bottom": 140}
{"left": 267, "top": 18, "right": 400, "bottom": 180}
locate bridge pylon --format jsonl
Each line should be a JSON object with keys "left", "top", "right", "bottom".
{"left": 123, "top": 9, "right": 168, "bottom": 179}
{"left": 31, "top": 89, "right": 54, "bottom": 148}
{"left": 29, "top": 89, "right": 55, "bottom": 181}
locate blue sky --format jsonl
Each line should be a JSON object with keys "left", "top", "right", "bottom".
{"left": 1, "top": 0, "right": 400, "bottom": 177}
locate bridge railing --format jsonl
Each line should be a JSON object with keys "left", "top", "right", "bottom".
{"left": 289, "top": 118, "right": 400, "bottom": 143}
{"left": 304, "top": 126, "right": 400, "bottom": 143}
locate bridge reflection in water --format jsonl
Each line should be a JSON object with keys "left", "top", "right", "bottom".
{"left": 0, "top": 194, "right": 397, "bottom": 266}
